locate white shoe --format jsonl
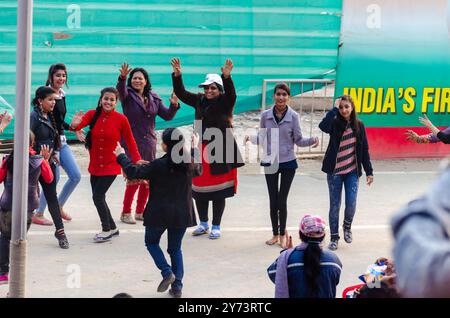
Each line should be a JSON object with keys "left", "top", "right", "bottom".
{"left": 93, "top": 231, "right": 112, "bottom": 243}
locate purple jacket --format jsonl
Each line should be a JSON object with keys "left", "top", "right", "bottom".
{"left": 430, "top": 126, "right": 450, "bottom": 143}
{"left": 250, "top": 106, "right": 317, "bottom": 164}
{"left": 117, "top": 77, "right": 179, "bottom": 161}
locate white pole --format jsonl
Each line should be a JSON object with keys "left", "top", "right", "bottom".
{"left": 9, "top": 0, "right": 34, "bottom": 298}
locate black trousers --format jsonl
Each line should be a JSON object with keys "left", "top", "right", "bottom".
{"left": 195, "top": 199, "right": 226, "bottom": 226}
{"left": 90, "top": 175, "right": 117, "bottom": 232}
{"left": 264, "top": 168, "right": 296, "bottom": 236}
{"left": 39, "top": 162, "right": 64, "bottom": 231}
{"left": 0, "top": 210, "right": 32, "bottom": 275}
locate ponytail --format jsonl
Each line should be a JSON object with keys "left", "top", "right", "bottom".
{"left": 300, "top": 232, "right": 324, "bottom": 298}
{"left": 48, "top": 111, "right": 61, "bottom": 150}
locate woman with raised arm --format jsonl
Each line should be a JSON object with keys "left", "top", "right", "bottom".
{"left": 116, "top": 63, "right": 179, "bottom": 224}
{"left": 171, "top": 58, "right": 244, "bottom": 240}
{"left": 319, "top": 95, "right": 374, "bottom": 251}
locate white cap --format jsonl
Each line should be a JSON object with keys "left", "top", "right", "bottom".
{"left": 198, "top": 73, "right": 223, "bottom": 88}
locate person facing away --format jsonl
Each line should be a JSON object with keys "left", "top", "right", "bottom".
{"left": 115, "top": 127, "right": 201, "bottom": 298}
{"left": 0, "top": 132, "right": 53, "bottom": 285}
{"left": 391, "top": 160, "right": 450, "bottom": 297}
{"left": 267, "top": 215, "right": 342, "bottom": 298}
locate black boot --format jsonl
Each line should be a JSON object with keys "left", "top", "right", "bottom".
{"left": 55, "top": 229, "right": 69, "bottom": 249}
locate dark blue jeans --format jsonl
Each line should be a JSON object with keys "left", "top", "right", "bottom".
{"left": 327, "top": 170, "right": 359, "bottom": 241}
{"left": 145, "top": 227, "right": 186, "bottom": 291}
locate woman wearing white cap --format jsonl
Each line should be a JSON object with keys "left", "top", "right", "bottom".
{"left": 171, "top": 58, "right": 244, "bottom": 240}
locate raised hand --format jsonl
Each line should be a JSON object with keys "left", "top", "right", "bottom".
{"left": 419, "top": 114, "right": 433, "bottom": 129}
{"left": 171, "top": 58, "right": 182, "bottom": 77}
{"left": 405, "top": 130, "right": 419, "bottom": 142}
{"left": 40, "top": 144, "right": 51, "bottom": 161}
{"left": 169, "top": 92, "right": 179, "bottom": 105}
{"left": 221, "top": 59, "right": 233, "bottom": 78}
{"left": 191, "top": 132, "right": 200, "bottom": 149}
{"left": 0, "top": 111, "right": 12, "bottom": 133}
{"left": 70, "top": 110, "right": 84, "bottom": 129}
{"left": 119, "top": 63, "right": 132, "bottom": 79}
{"left": 113, "top": 141, "right": 125, "bottom": 157}
{"left": 334, "top": 98, "right": 342, "bottom": 109}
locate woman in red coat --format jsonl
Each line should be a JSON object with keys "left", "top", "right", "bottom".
{"left": 70, "top": 87, "right": 141, "bottom": 242}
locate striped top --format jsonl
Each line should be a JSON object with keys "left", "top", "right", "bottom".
{"left": 334, "top": 126, "right": 357, "bottom": 175}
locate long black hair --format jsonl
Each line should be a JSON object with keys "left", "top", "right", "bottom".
{"left": 127, "top": 67, "right": 151, "bottom": 97}
{"left": 5, "top": 132, "right": 36, "bottom": 173}
{"left": 85, "top": 87, "right": 119, "bottom": 150}
{"left": 162, "top": 128, "right": 191, "bottom": 174}
{"left": 300, "top": 232, "right": 325, "bottom": 298}
{"left": 45, "top": 63, "right": 68, "bottom": 88}
{"left": 32, "top": 86, "right": 61, "bottom": 150}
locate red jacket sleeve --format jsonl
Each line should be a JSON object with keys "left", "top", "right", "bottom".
{"left": 40, "top": 159, "right": 54, "bottom": 183}
{"left": 0, "top": 157, "right": 7, "bottom": 183}
{"left": 121, "top": 116, "right": 141, "bottom": 162}
{"left": 70, "top": 109, "right": 96, "bottom": 131}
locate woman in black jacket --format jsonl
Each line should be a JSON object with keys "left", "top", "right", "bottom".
{"left": 319, "top": 95, "right": 373, "bottom": 251}
{"left": 30, "top": 86, "right": 69, "bottom": 249}
{"left": 115, "top": 128, "right": 201, "bottom": 298}
{"left": 33, "top": 63, "right": 82, "bottom": 226}
{"left": 171, "top": 58, "right": 244, "bottom": 240}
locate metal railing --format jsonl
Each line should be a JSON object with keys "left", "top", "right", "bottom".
{"left": 261, "top": 78, "right": 334, "bottom": 155}
{"left": 0, "top": 139, "right": 13, "bottom": 155}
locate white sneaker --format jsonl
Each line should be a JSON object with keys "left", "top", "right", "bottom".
{"left": 93, "top": 231, "right": 112, "bottom": 243}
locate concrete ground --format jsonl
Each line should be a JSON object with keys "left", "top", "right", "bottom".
{"left": 0, "top": 147, "right": 444, "bottom": 298}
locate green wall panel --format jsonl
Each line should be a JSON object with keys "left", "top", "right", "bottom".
{"left": 0, "top": 0, "right": 342, "bottom": 138}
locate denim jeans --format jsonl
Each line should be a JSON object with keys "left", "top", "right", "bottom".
{"left": 145, "top": 227, "right": 186, "bottom": 291}
{"left": 37, "top": 141, "right": 81, "bottom": 212}
{"left": 327, "top": 170, "right": 359, "bottom": 241}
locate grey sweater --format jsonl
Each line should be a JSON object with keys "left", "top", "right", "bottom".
{"left": 391, "top": 164, "right": 450, "bottom": 297}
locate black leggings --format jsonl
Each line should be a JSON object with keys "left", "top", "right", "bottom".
{"left": 39, "top": 162, "right": 64, "bottom": 231}
{"left": 90, "top": 175, "right": 117, "bottom": 232}
{"left": 264, "top": 168, "right": 296, "bottom": 236}
{"left": 195, "top": 199, "right": 226, "bottom": 226}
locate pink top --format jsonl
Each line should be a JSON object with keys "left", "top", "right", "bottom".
{"left": 334, "top": 126, "right": 357, "bottom": 175}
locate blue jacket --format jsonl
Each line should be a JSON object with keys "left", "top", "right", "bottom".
{"left": 319, "top": 107, "right": 373, "bottom": 177}
{"left": 267, "top": 247, "right": 342, "bottom": 298}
